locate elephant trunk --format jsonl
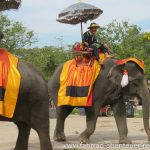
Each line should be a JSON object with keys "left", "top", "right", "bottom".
{"left": 139, "top": 80, "right": 150, "bottom": 140}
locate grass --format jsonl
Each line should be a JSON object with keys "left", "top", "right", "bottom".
{"left": 134, "top": 109, "right": 150, "bottom": 118}
{"left": 71, "top": 108, "right": 80, "bottom": 114}
{"left": 71, "top": 108, "right": 150, "bottom": 118}
{"left": 134, "top": 110, "right": 143, "bottom": 118}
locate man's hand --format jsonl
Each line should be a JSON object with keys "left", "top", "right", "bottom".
{"left": 83, "top": 42, "right": 89, "bottom": 47}
{"left": 104, "top": 43, "right": 110, "bottom": 50}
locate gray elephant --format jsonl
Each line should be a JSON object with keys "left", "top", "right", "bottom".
{"left": 0, "top": 61, "right": 52, "bottom": 150}
{"left": 48, "top": 58, "right": 150, "bottom": 144}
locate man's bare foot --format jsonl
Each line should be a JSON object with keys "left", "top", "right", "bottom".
{"left": 106, "top": 55, "right": 113, "bottom": 58}
{"left": 99, "top": 60, "right": 104, "bottom": 65}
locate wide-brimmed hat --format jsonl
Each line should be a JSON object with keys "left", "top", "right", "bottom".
{"left": 87, "top": 22, "right": 100, "bottom": 29}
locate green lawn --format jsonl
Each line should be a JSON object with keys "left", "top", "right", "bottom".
{"left": 134, "top": 109, "right": 143, "bottom": 118}
{"left": 71, "top": 108, "right": 80, "bottom": 114}
{"left": 71, "top": 108, "right": 150, "bottom": 118}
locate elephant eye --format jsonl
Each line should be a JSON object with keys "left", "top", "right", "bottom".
{"left": 132, "top": 79, "right": 141, "bottom": 86}
{"left": 133, "top": 82, "right": 139, "bottom": 86}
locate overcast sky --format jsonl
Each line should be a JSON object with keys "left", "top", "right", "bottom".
{"left": 4, "top": 0, "right": 150, "bottom": 47}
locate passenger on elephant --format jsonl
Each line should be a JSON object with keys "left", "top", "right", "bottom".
{"left": 82, "top": 22, "right": 111, "bottom": 61}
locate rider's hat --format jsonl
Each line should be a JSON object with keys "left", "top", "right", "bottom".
{"left": 87, "top": 23, "right": 100, "bottom": 29}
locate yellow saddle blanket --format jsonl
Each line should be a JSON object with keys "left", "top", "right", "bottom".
{"left": 0, "top": 48, "right": 21, "bottom": 118}
{"left": 58, "top": 59, "right": 100, "bottom": 106}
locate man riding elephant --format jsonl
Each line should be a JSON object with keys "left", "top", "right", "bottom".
{"left": 82, "top": 22, "right": 111, "bottom": 60}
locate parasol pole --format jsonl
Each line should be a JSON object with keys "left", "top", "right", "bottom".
{"left": 80, "top": 16, "right": 83, "bottom": 42}
{"left": 81, "top": 21, "right": 83, "bottom": 42}
{"left": 78, "top": 0, "right": 84, "bottom": 47}
{"left": 78, "top": 0, "right": 83, "bottom": 42}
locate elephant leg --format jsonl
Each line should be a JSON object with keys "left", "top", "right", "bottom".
{"left": 29, "top": 104, "right": 53, "bottom": 150}
{"left": 80, "top": 106, "right": 99, "bottom": 143}
{"left": 37, "top": 128, "right": 52, "bottom": 150}
{"left": 138, "top": 83, "right": 150, "bottom": 141}
{"left": 54, "top": 106, "right": 74, "bottom": 141}
{"left": 112, "top": 101, "right": 132, "bottom": 144}
{"left": 142, "top": 100, "right": 150, "bottom": 141}
{"left": 14, "top": 122, "right": 31, "bottom": 150}
{"left": 31, "top": 120, "right": 52, "bottom": 150}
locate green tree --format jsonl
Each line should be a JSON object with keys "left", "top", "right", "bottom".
{"left": 97, "top": 20, "right": 150, "bottom": 78}
{"left": 0, "top": 14, "right": 37, "bottom": 51}
{"left": 14, "top": 47, "right": 72, "bottom": 79}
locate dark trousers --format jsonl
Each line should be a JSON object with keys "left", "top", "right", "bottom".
{"left": 100, "top": 44, "right": 110, "bottom": 54}
{"left": 90, "top": 44, "right": 109, "bottom": 61}
{"left": 91, "top": 45, "right": 99, "bottom": 60}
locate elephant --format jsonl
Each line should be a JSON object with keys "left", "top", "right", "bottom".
{"left": 48, "top": 58, "right": 150, "bottom": 144}
{"left": 0, "top": 61, "right": 53, "bottom": 150}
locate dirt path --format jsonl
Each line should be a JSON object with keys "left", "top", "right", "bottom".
{"left": 0, "top": 115, "right": 149, "bottom": 150}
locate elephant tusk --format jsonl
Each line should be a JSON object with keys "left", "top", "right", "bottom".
{"left": 121, "top": 70, "right": 129, "bottom": 87}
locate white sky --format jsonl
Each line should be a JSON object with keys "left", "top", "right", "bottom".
{"left": 4, "top": 0, "right": 150, "bottom": 47}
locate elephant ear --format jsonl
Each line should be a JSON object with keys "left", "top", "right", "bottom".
{"left": 107, "top": 62, "right": 144, "bottom": 86}
{"left": 107, "top": 64, "right": 125, "bottom": 86}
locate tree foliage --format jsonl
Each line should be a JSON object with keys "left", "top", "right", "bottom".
{"left": 0, "top": 15, "right": 149, "bottom": 79}
{"left": 14, "top": 47, "right": 72, "bottom": 79}
{"left": 0, "top": 14, "right": 37, "bottom": 51}
{"left": 97, "top": 20, "right": 150, "bottom": 78}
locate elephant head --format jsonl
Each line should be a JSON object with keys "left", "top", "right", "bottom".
{"left": 108, "top": 61, "right": 150, "bottom": 140}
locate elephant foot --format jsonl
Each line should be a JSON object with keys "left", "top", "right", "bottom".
{"left": 14, "top": 146, "right": 27, "bottom": 150}
{"left": 119, "top": 138, "right": 132, "bottom": 144}
{"left": 53, "top": 131, "right": 66, "bottom": 142}
{"left": 79, "top": 134, "right": 90, "bottom": 144}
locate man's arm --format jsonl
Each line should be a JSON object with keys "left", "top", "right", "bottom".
{"left": 82, "top": 31, "right": 88, "bottom": 43}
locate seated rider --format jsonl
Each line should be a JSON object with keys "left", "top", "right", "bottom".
{"left": 82, "top": 22, "right": 111, "bottom": 60}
